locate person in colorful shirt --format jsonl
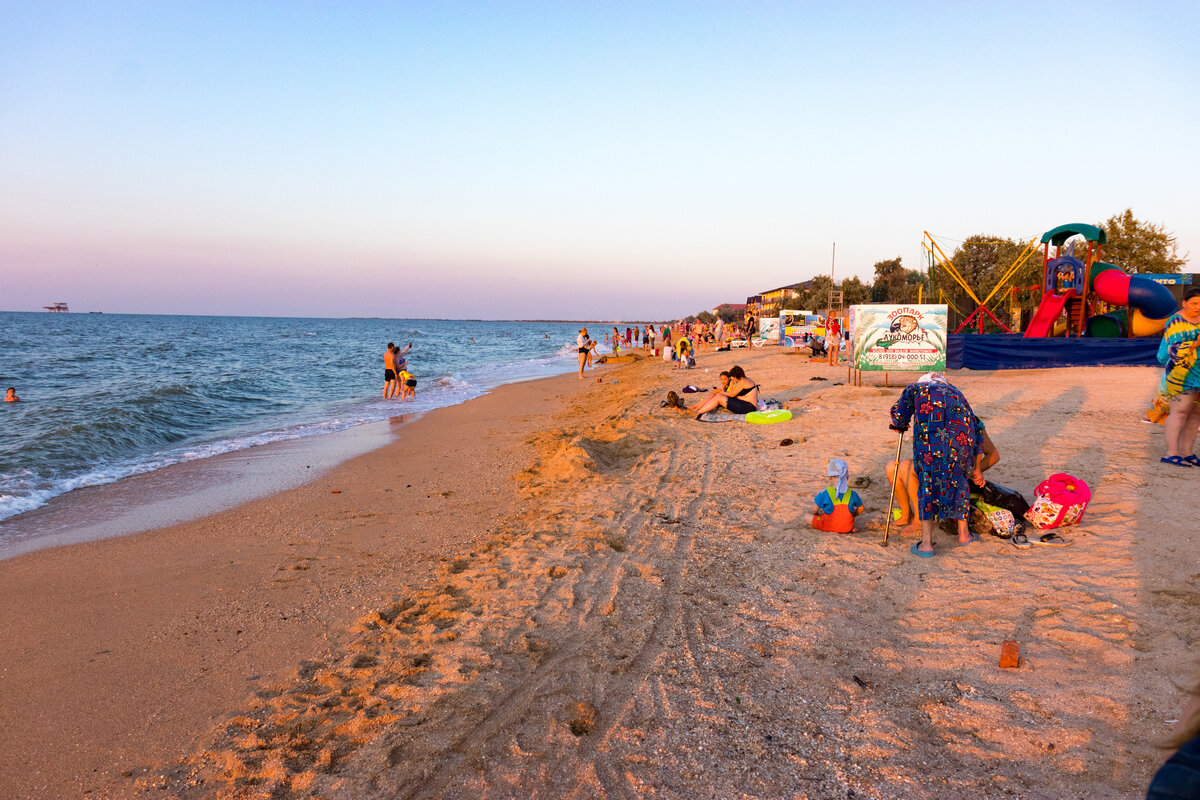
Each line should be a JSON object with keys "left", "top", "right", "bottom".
{"left": 1150, "top": 287, "right": 1200, "bottom": 467}
{"left": 889, "top": 372, "right": 985, "bottom": 557}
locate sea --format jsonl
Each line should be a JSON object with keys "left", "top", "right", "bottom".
{"left": 0, "top": 312, "right": 613, "bottom": 551}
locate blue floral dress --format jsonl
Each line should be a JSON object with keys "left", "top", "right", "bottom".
{"left": 890, "top": 382, "right": 984, "bottom": 521}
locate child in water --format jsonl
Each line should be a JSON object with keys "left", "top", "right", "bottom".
{"left": 811, "top": 459, "right": 864, "bottom": 533}
{"left": 397, "top": 369, "right": 416, "bottom": 399}
{"left": 4, "top": 387, "right": 18, "bottom": 402}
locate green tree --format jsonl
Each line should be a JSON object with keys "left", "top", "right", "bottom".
{"left": 841, "top": 276, "right": 871, "bottom": 307}
{"left": 1099, "top": 209, "right": 1188, "bottom": 274}
{"left": 696, "top": 310, "right": 716, "bottom": 324}
{"left": 871, "top": 257, "right": 923, "bottom": 304}
{"left": 940, "top": 236, "right": 1039, "bottom": 329}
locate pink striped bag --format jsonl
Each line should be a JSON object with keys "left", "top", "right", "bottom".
{"left": 1023, "top": 473, "right": 1090, "bottom": 530}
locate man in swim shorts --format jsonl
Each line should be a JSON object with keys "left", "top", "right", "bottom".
{"left": 383, "top": 343, "right": 398, "bottom": 398}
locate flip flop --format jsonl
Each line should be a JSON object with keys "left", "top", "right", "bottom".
{"left": 1161, "top": 455, "right": 1194, "bottom": 467}
{"left": 1011, "top": 533, "right": 1032, "bottom": 550}
{"left": 1184, "top": 455, "right": 1200, "bottom": 467}
{"left": 960, "top": 533, "right": 981, "bottom": 546}
{"left": 1033, "top": 532, "right": 1073, "bottom": 547}
{"left": 909, "top": 543, "right": 935, "bottom": 558}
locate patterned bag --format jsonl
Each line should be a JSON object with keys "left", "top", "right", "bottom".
{"left": 1023, "top": 473, "right": 1090, "bottom": 530}
{"left": 970, "top": 499, "right": 1021, "bottom": 539}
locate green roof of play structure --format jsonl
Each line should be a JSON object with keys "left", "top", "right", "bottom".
{"left": 1041, "top": 223, "right": 1107, "bottom": 245}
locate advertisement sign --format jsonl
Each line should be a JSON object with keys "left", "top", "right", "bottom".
{"left": 1134, "top": 274, "right": 1193, "bottom": 285}
{"left": 758, "top": 317, "right": 781, "bottom": 342}
{"left": 853, "top": 305, "right": 948, "bottom": 372}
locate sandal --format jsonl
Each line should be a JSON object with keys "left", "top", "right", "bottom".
{"left": 1185, "top": 455, "right": 1200, "bottom": 467}
{"left": 1033, "top": 532, "right": 1073, "bottom": 547}
{"left": 1011, "top": 533, "right": 1032, "bottom": 550}
{"left": 909, "top": 543, "right": 935, "bottom": 558}
{"left": 1161, "top": 455, "right": 1194, "bottom": 467}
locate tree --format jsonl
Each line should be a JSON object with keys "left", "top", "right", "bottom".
{"left": 1099, "top": 209, "right": 1188, "bottom": 274}
{"left": 871, "top": 257, "right": 923, "bottom": 304}
{"left": 841, "top": 276, "right": 871, "bottom": 307}
{"left": 696, "top": 310, "right": 716, "bottom": 324}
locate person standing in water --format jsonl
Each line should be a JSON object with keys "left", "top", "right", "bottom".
{"left": 4, "top": 387, "right": 18, "bottom": 402}
{"left": 577, "top": 328, "right": 591, "bottom": 378}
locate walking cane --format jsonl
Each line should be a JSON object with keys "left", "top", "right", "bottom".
{"left": 882, "top": 429, "right": 905, "bottom": 547}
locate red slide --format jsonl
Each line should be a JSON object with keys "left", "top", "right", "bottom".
{"left": 1023, "top": 290, "right": 1075, "bottom": 337}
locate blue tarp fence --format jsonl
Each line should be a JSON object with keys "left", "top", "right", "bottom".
{"left": 947, "top": 334, "right": 1161, "bottom": 370}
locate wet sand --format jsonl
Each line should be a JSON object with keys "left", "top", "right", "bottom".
{"left": 0, "top": 349, "right": 1194, "bottom": 799}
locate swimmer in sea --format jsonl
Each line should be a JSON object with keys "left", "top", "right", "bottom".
{"left": 4, "top": 387, "right": 18, "bottom": 402}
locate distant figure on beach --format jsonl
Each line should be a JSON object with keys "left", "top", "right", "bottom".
{"left": 642, "top": 325, "right": 651, "bottom": 350}
{"left": 811, "top": 459, "right": 865, "bottom": 533}
{"left": 577, "top": 328, "right": 591, "bottom": 378}
{"left": 715, "top": 317, "right": 725, "bottom": 347}
{"left": 889, "top": 373, "right": 985, "bottom": 558}
{"left": 398, "top": 368, "right": 416, "bottom": 399}
{"left": 827, "top": 316, "right": 841, "bottom": 366}
{"left": 383, "top": 343, "right": 398, "bottom": 398}
{"left": 4, "top": 387, "right": 18, "bottom": 402}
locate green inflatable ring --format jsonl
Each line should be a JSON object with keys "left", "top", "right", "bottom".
{"left": 745, "top": 409, "right": 792, "bottom": 424}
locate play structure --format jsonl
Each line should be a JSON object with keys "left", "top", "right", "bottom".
{"left": 1023, "top": 223, "right": 1177, "bottom": 338}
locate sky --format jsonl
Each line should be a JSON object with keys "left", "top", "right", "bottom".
{"left": 2, "top": 1, "right": 1198, "bottom": 320}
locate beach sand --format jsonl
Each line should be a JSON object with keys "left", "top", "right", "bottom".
{"left": 0, "top": 349, "right": 1194, "bottom": 799}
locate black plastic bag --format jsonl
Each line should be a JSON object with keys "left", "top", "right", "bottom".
{"left": 973, "top": 480, "right": 1030, "bottom": 518}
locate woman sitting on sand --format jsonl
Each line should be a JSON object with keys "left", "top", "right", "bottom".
{"left": 681, "top": 365, "right": 758, "bottom": 419}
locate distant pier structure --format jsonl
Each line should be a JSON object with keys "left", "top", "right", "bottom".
{"left": 43, "top": 302, "right": 69, "bottom": 312}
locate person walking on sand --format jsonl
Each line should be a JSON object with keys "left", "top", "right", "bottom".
{"left": 577, "top": 328, "right": 591, "bottom": 378}
{"left": 889, "top": 372, "right": 984, "bottom": 558}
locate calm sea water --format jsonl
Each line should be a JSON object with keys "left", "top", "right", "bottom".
{"left": 0, "top": 313, "right": 605, "bottom": 526}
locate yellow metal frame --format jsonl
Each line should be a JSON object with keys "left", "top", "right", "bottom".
{"left": 923, "top": 232, "right": 1040, "bottom": 324}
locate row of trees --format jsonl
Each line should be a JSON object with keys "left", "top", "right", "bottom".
{"left": 685, "top": 211, "right": 1188, "bottom": 326}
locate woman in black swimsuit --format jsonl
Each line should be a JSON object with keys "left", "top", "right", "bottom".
{"left": 685, "top": 365, "right": 759, "bottom": 418}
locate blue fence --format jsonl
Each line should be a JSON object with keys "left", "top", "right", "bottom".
{"left": 947, "top": 334, "right": 1160, "bottom": 370}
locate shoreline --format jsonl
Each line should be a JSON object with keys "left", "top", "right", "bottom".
{"left": 0, "top": 368, "right": 594, "bottom": 800}
{"left": 1, "top": 348, "right": 1193, "bottom": 799}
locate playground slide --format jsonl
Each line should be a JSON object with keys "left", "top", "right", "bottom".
{"left": 1024, "top": 290, "right": 1075, "bottom": 338}
{"left": 1091, "top": 268, "right": 1178, "bottom": 337}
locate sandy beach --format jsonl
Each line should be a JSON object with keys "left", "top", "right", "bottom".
{"left": 1, "top": 348, "right": 1194, "bottom": 800}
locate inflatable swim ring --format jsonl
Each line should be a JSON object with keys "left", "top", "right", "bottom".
{"left": 745, "top": 409, "right": 792, "bottom": 424}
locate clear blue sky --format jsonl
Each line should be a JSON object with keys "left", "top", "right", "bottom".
{"left": 2, "top": 1, "right": 1197, "bottom": 319}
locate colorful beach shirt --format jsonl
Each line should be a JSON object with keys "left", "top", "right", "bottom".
{"left": 1157, "top": 312, "right": 1200, "bottom": 396}
{"left": 890, "top": 382, "right": 984, "bottom": 520}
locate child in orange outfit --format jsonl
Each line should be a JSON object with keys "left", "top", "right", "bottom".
{"left": 811, "top": 459, "right": 865, "bottom": 533}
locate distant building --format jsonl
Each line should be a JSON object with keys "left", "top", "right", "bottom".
{"left": 756, "top": 282, "right": 812, "bottom": 317}
{"left": 711, "top": 303, "right": 746, "bottom": 317}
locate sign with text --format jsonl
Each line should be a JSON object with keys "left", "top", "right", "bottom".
{"left": 853, "top": 305, "right": 948, "bottom": 372}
